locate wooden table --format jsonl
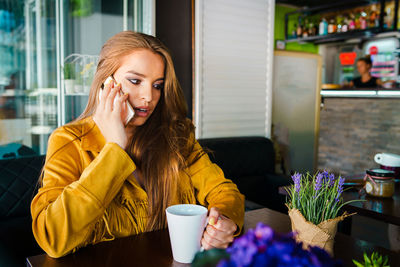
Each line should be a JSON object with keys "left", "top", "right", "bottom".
{"left": 27, "top": 208, "right": 400, "bottom": 267}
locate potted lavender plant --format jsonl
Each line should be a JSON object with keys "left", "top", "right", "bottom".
{"left": 286, "top": 171, "right": 361, "bottom": 256}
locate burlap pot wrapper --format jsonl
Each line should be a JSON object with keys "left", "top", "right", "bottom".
{"left": 288, "top": 208, "right": 354, "bottom": 256}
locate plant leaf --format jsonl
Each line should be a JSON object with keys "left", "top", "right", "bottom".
{"left": 353, "top": 259, "right": 364, "bottom": 267}
{"left": 364, "top": 252, "right": 372, "bottom": 265}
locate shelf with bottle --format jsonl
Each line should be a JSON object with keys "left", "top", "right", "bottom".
{"left": 286, "top": 28, "right": 380, "bottom": 44}
{"left": 285, "top": 0, "right": 399, "bottom": 44}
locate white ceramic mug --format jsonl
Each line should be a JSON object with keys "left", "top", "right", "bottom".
{"left": 374, "top": 153, "right": 400, "bottom": 167}
{"left": 166, "top": 204, "right": 208, "bottom": 263}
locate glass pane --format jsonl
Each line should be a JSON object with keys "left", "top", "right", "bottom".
{"left": 0, "top": 0, "right": 153, "bottom": 158}
{"left": 61, "top": 0, "right": 154, "bottom": 123}
{"left": 0, "top": 0, "right": 57, "bottom": 157}
{"left": 127, "top": 0, "right": 153, "bottom": 35}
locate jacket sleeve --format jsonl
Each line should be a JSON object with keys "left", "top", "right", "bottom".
{"left": 31, "top": 127, "right": 136, "bottom": 258}
{"left": 188, "top": 141, "right": 245, "bottom": 235}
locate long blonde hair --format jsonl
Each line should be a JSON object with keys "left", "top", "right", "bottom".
{"left": 79, "top": 31, "right": 200, "bottom": 231}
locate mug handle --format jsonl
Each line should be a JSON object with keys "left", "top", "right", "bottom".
{"left": 374, "top": 153, "right": 382, "bottom": 164}
{"left": 200, "top": 215, "right": 224, "bottom": 251}
{"left": 200, "top": 216, "right": 209, "bottom": 252}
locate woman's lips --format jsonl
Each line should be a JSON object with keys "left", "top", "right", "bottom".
{"left": 134, "top": 106, "right": 150, "bottom": 117}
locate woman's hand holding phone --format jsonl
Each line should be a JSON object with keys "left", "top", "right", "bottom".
{"left": 98, "top": 77, "right": 135, "bottom": 126}
{"left": 93, "top": 77, "right": 129, "bottom": 150}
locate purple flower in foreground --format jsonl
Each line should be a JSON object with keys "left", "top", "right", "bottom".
{"left": 218, "top": 223, "right": 342, "bottom": 267}
{"left": 226, "top": 233, "right": 258, "bottom": 266}
{"left": 254, "top": 222, "right": 274, "bottom": 243}
{"left": 291, "top": 173, "right": 302, "bottom": 193}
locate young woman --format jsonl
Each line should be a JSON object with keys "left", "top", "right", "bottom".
{"left": 31, "top": 31, "right": 244, "bottom": 258}
{"left": 349, "top": 56, "right": 382, "bottom": 88}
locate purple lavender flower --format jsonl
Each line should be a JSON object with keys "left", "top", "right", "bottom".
{"left": 335, "top": 177, "right": 345, "bottom": 202}
{"left": 321, "top": 170, "right": 336, "bottom": 187}
{"left": 291, "top": 172, "right": 302, "bottom": 193}
{"left": 328, "top": 173, "right": 336, "bottom": 187}
{"left": 322, "top": 170, "right": 329, "bottom": 179}
{"left": 314, "top": 173, "right": 323, "bottom": 192}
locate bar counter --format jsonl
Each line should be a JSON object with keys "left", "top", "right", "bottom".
{"left": 321, "top": 88, "right": 400, "bottom": 98}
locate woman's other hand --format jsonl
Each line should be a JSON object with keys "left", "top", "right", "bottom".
{"left": 201, "top": 207, "right": 237, "bottom": 250}
{"left": 93, "top": 79, "right": 129, "bottom": 150}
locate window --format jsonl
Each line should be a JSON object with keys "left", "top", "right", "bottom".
{"left": 0, "top": 0, "right": 154, "bottom": 157}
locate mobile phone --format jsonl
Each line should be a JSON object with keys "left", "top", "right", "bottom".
{"left": 99, "top": 76, "right": 135, "bottom": 126}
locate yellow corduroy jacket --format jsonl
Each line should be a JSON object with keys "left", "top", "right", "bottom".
{"left": 31, "top": 117, "right": 245, "bottom": 258}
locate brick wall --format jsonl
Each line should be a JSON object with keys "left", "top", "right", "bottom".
{"left": 318, "top": 98, "right": 400, "bottom": 177}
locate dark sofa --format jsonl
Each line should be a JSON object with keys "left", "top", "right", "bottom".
{"left": 198, "top": 136, "right": 292, "bottom": 213}
{"left": 0, "top": 155, "right": 45, "bottom": 266}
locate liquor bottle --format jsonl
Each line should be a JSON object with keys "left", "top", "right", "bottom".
{"left": 342, "top": 18, "right": 348, "bottom": 32}
{"left": 328, "top": 19, "right": 336, "bottom": 33}
{"left": 313, "top": 21, "right": 318, "bottom": 36}
{"left": 319, "top": 18, "right": 324, "bottom": 35}
{"left": 360, "top": 10, "right": 367, "bottom": 29}
{"left": 308, "top": 21, "right": 314, "bottom": 36}
{"left": 319, "top": 18, "right": 328, "bottom": 35}
{"left": 355, "top": 11, "right": 361, "bottom": 29}
{"left": 370, "top": 5, "right": 378, "bottom": 28}
{"left": 297, "top": 18, "right": 303, "bottom": 37}
{"left": 292, "top": 24, "right": 297, "bottom": 38}
{"left": 336, "top": 16, "right": 343, "bottom": 33}
{"left": 384, "top": 8, "right": 392, "bottom": 28}
{"left": 375, "top": 9, "right": 380, "bottom": 27}
{"left": 302, "top": 19, "right": 308, "bottom": 37}
{"left": 348, "top": 13, "right": 356, "bottom": 30}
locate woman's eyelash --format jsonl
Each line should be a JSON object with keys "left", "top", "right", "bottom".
{"left": 154, "top": 83, "right": 164, "bottom": 90}
{"left": 128, "top": 78, "right": 163, "bottom": 90}
{"left": 129, "top": 79, "right": 140, "bottom": 85}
